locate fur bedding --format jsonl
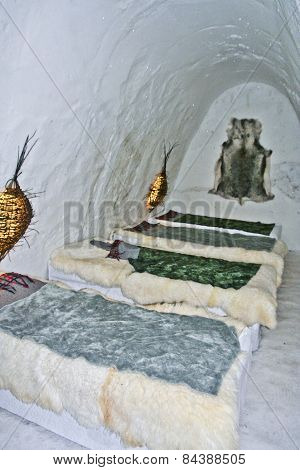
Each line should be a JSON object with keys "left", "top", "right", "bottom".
{"left": 128, "top": 247, "right": 261, "bottom": 289}
{"left": 0, "top": 283, "right": 244, "bottom": 449}
{"left": 121, "top": 264, "right": 278, "bottom": 329}
{"left": 50, "top": 240, "right": 134, "bottom": 287}
{"left": 111, "top": 225, "right": 287, "bottom": 286}
{"left": 50, "top": 239, "right": 279, "bottom": 328}
{"left": 155, "top": 210, "right": 276, "bottom": 236}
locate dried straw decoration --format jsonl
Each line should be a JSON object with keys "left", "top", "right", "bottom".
{"left": 146, "top": 142, "right": 177, "bottom": 212}
{"left": 0, "top": 133, "right": 38, "bottom": 262}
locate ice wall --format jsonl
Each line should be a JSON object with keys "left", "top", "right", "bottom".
{"left": 0, "top": 0, "right": 299, "bottom": 276}
{"left": 169, "top": 83, "right": 300, "bottom": 250}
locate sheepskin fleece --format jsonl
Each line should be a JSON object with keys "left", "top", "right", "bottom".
{"left": 49, "top": 269, "right": 247, "bottom": 334}
{"left": 121, "top": 263, "right": 278, "bottom": 329}
{"left": 50, "top": 240, "right": 279, "bottom": 327}
{"left": 50, "top": 239, "right": 134, "bottom": 287}
{"left": 138, "top": 301, "right": 247, "bottom": 336}
{"left": 79, "top": 286, "right": 247, "bottom": 335}
{"left": 46, "top": 279, "right": 248, "bottom": 354}
{"left": 112, "top": 228, "right": 287, "bottom": 286}
{"left": 0, "top": 284, "right": 240, "bottom": 395}
{"left": 0, "top": 328, "right": 244, "bottom": 449}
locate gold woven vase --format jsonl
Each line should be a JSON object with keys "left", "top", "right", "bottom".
{"left": 0, "top": 181, "right": 33, "bottom": 261}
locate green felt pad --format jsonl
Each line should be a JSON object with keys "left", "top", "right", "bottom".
{"left": 166, "top": 212, "right": 275, "bottom": 236}
{"left": 132, "top": 224, "right": 276, "bottom": 251}
{"left": 129, "top": 247, "right": 260, "bottom": 289}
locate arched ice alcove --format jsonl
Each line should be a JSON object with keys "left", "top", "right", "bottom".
{"left": 0, "top": 0, "right": 299, "bottom": 276}
{"left": 169, "top": 82, "right": 300, "bottom": 250}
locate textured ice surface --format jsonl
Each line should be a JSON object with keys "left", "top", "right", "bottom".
{"left": 273, "top": 162, "right": 300, "bottom": 202}
{"left": 240, "top": 251, "right": 300, "bottom": 449}
{"left": 0, "top": 1, "right": 299, "bottom": 276}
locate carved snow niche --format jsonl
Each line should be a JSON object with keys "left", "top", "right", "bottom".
{"left": 209, "top": 118, "right": 274, "bottom": 205}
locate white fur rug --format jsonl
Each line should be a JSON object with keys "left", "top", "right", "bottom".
{"left": 50, "top": 240, "right": 279, "bottom": 328}
{"left": 112, "top": 228, "right": 287, "bottom": 287}
{"left": 0, "top": 297, "right": 245, "bottom": 450}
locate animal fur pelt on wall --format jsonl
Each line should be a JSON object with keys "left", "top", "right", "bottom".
{"left": 112, "top": 228, "right": 288, "bottom": 286}
{"left": 0, "top": 326, "right": 244, "bottom": 449}
{"left": 209, "top": 118, "right": 274, "bottom": 205}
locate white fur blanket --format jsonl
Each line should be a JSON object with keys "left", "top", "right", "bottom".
{"left": 50, "top": 240, "right": 278, "bottom": 328}
{"left": 0, "top": 284, "right": 245, "bottom": 450}
{"left": 111, "top": 228, "right": 287, "bottom": 287}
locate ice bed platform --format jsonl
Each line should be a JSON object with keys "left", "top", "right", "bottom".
{"left": 0, "top": 267, "right": 260, "bottom": 450}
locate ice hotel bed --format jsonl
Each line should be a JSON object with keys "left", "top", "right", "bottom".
{"left": 0, "top": 274, "right": 256, "bottom": 450}
{"left": 0, "top": 213, "right": 286, "bottom": 449}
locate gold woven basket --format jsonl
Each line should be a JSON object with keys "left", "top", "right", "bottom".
{"left": 0, "top": 183, "right": 33, "bottom": 261}
{"left": 146, "top": 173, "right": 168, "bottom": 211}
{"left": 0, "top": 133, "right": 37, "bottom": 262}
{"left": 145, "top": 143, "right": 177, "bottom": 212}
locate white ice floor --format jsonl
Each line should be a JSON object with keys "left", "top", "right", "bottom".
{"left": 0, "top": 252, "right": 299, "bottom": 450}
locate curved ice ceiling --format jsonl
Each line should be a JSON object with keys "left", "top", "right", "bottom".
{"left": 88, "top": 0, "right": 300, "bottom": 226}
{"left": 0, "top": 0, "right": 299, "bottom": 275}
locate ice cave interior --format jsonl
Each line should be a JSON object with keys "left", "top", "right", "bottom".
{"left": 0, "top": 0, "right": 299, "bottom": 277}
